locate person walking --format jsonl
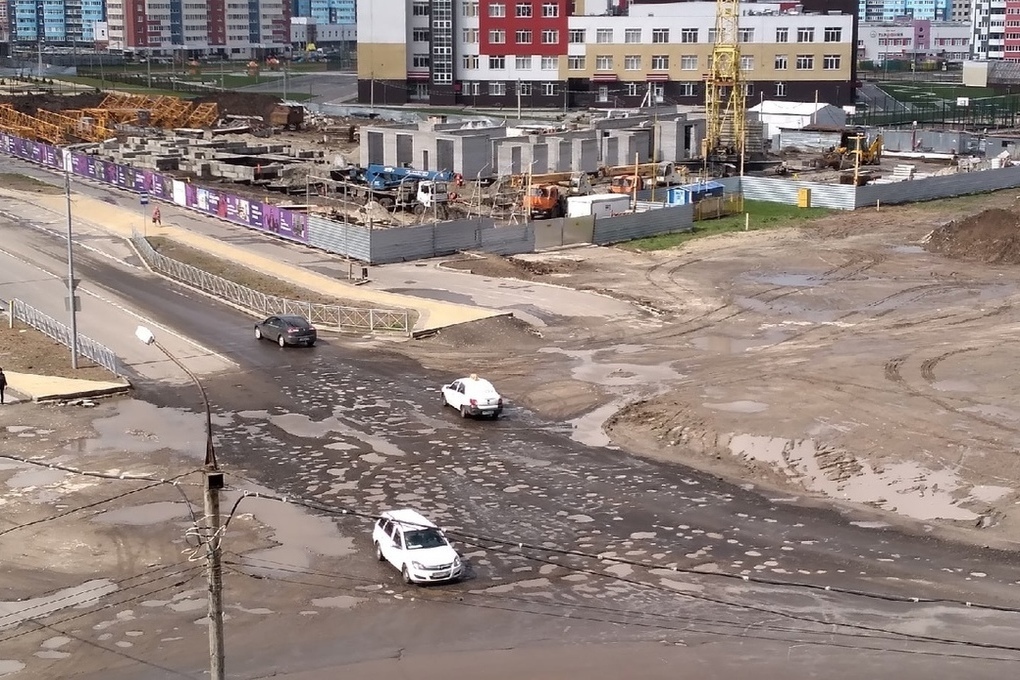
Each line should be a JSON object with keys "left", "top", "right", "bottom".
{"left": 152, "top": 207, "right": 162, "bottom": 226}
{"left": 0, "top": 367, "right": 7, "bottom": 405}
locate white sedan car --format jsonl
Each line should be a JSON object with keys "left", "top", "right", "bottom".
{"left": 373, "top": 509, "right": 465, "bottom": 584}
{"left": 441, "top": 374, "right": 504, "bottom": 418}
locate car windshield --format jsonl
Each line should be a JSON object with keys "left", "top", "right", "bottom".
{"left": 403, "top": 528, "right": 448, "bottom": 550}
{"left": 282, "top": 317, "right": 311, "bottom": 328}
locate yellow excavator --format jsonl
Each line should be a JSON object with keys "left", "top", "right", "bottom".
{"left": 820, "top": 132, "right": 883, "bottom": 170}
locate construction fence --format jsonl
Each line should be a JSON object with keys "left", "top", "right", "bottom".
{"left": 130, "top": 233, "right": 413, "bottom": 334}
{"left": 6, "top": 299, "right": 126, "bottom": 377}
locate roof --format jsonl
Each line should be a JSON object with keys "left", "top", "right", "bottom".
{"left": 459, "top": 375, "right": 498, "bottom": 390}
{"left": 749, "top": 101, "right": 840, "bottom": 116}
{"left": 382, "top": 509, "right": 437, "bottom": 529}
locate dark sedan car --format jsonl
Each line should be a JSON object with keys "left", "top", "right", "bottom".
{"left": 254, "top": 315, "right": 317, "bottom": 347}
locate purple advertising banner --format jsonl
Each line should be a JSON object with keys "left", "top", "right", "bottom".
{"left": 0, "top": 131, "right": 312, "bottom": 246}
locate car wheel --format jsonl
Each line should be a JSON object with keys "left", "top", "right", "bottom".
{"left": 490, "top": 411, "right": 500, "bottom": 420}
{"left": 460, "top": 405, "right": 469, "bottom": 419}
{"left": 307, "top": 340, "right": 315, "bottom": 347}
{"left": 278, "top": 334, "right": 286, "bottom": 348}
{"left": 254, "top": 326, "right": 262, "bottom": 340}
{"left": 375, "top": 542, "right": 384, "bottom": 562}
{"left": 402, "top": 565, "right": 413, "bottom": 585}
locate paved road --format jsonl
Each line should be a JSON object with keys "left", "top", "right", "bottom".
{"left": 4, "top": 160, "right": 1020, "bottom": 677}
{"left": 241, "top": 71, "right": 358, "bottom": 103}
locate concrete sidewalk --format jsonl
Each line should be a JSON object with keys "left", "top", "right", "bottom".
{"left": 0, "top": 185, "right": 506, "bottom": 335}
{"left": 4, "top": 371, "right": 130, "bottom": 402}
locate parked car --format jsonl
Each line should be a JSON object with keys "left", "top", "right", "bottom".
{"left": 441, "top": 374, "right": 504, "bottom": 419}
{"left": 373, "top": 509, "right": 464, "bottom": 585}
{"left": 254, "top": 315, "right": 317, "bottom": 347}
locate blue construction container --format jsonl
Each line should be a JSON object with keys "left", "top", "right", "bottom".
{"left": 667, "top": 181, "right": 726, "bottom": 205}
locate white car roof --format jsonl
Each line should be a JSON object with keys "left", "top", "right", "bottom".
{"left": 381, "top": 508, "right": 438, "bottom": 530}
{"left": 456, "top": 375, "right": 497, "bottom": 390}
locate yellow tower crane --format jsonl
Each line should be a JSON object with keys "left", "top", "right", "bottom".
{"left": 703, "top": 0, "right": 746, "bottom": 170}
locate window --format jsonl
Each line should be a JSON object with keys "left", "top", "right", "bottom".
{"left": 489, "top": 3, "right": 506, "bottom": 17}
{"left": 595, "top": 55, "right": 613, "bottom": 70}
{"left": 489, "top": 55, "right": 506, "bottom": 69}
{"left": 463, "top": 1, "right": 478, "bottom": 17}
{"left": 542, "top": 2, "right": 558, "bottom": 17}
{"left": 463, "top": 54, "right": 479, "bottom": 69}
{"left": 680, "top": 55, "right": 697, "bottom": 70}
{"left": 464, "top": 82, "right": 480, "bottom": 95}
{"left": 490, "top": 81, "right": 506, "bottom": 96}
{"left": 569, "top": 29, "right": 585, "bottom": 43}
{"left": 774, "top": 82, "right": 787, "bottom": 97}
{"left": 741, "top": 83, "right": 754, "bottom": 97}
{"left": 774, "top": 54, "right": 787, "bottom": 70}
{"left": 567, "top": 55, "right": 586, "bottom": 70}
{"left": 516, "top": 2, "right": 532, "bottom": 17}
{"left": 776, "top": 27, "right": 788, "bottom": 43}
{"left": 597, "top": 85, "right": 609, "bottom": 103}
{"left": 738, "top": 28, "right": 753, "bottom": 42}
{"left": 542, "top": 81, "right": 558, "bottom": 96}
{"left": 596, "top": 28, "right": 613, "bottom": 43}
{"left": 795, "top": 54, "right": 814, "bottom": 69}
{"left": 489, "top": 29, "right": 505, "bottom": 44}
{"left": 541, "top": 56, "right": 559, "bottom": 70}
{"left": 679, "top": 82, "right": 695, "bottom": 97}
{"left": 824, "top": 26, "right": 842, "bottom": 42}
{"left": 625, "top": 55, "right": 641, "bottom": 70}
{"left": 625, "top": 28, "right": 641, "bottom": 43}
{"left": 740, "top": 55, "right": 753, "bottom": 70}
{"left": 708, "top": 28, "right": 717, "bottom": 43}
{"left": 462, "top": 28, "right": 478, "bottom": 42}
{"left": 516, "top": 29, "right": 532, "bottom": 43}
{"left": 518, "top": 82, "right": 532, "bottom": 96}
{"left": 412, "top": 1, "right": 429, "bottom": 16}
{"left": 651, "top": 55, "right": 669, "bottom": 70}
{"left": 797, "top": 27, "right": 814, "bottom": 43}
{"left": 542, "top": 29, "right": 559, "bottom": 43}
{"left": 652, "top": 28, "right": 669, "bottom": 43}
{"left": 412, "top": 54, "right": 430, "bottom": 68}
{"left": 516, "top": 56, "right": 532, "bottom": 69}
{"left": 823, "top": 54, "right": 841, "bottom": 70}
{"left": 625, "top": 82, "right": 640, "bottom": 97}
{"left": 680, "top": 28, "right": 698, "bottom": 43}
{"left": 412, "top": 28, "right": 430, "bottom": 42}
{"left": 411, "top": 83, "right": 430, "bottom": 100}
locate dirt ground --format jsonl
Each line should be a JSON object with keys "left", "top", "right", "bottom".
{"left": 0, "top": 172, "right": 64, "bottom": 195}
{"left": 406, "top": 189, "right": 1020, "bottom": 543}
{"left": 0, "top": 321, "right": 117, "bottom": 381}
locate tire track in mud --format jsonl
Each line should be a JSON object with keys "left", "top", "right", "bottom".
{"left": 920, "top": 347, "right": 978, "bottom": 383}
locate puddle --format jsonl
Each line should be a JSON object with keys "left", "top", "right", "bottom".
{"left": 931, "top": 380, "right": 979, "bottom": 393}
{"left": 262, "top": 412, "right": 406, "bottom": 457}
{"left": 892, "top": 245, "right": 925, "bottom": 254}
{"left": 93, "top": 501, "right": 193, "bottom": 526}
{"left": 0, "top": 660, "right": 25, "bottom": 676}
{"left": 5, "top": 467, "right": 66, "bottom": 489}
{"left": 703, "top": 401, "right": 768, "bottom": 414}
{"left": 723, "top": 433, "right": 983, "bottom": 521}
{"left": 311, "top": 595, "right": 365, "bottom": 609}
{"left": 850, "top": 521, "right": 891, "bottom": 529}
{"left": 568, "top": 401, "right": 625, "bottom": 448}
{"left": 0, "top": 580, "right": 118, "bottom": 631}
{"left": 751, "top": 273, "right": 818, "bottom": 287}
{"left": 690, "top": 328, "right": 791, "bottom": 354}
{"left": 84, "top": 401, "right": 228, "bottom": 460}
{"left": 970, "top": 485, "right": 1013, "bottom": 503}
{"left": 961, "top": 404, "right": 1020, "bottom": 422}
{"left": 540, "top": 347, "right": 683, "bottom": 386}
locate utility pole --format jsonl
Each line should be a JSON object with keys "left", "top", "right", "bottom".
{"left": 517, "top": 79, "right": 522, "bottom": 120}
{"left": 135, "top": 327, "right": 225, "bottom": 680}
{"left": 64, "top": 169, "right": 79, "bottom": 369}
{"left": 147, "top": 49, "right": 152, "bottom": 88}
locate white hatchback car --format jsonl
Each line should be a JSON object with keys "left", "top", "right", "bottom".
{"left": 441, "top": 374, "right": 504, "bottom": 419}
{"left": 373, "top": 509, "right": 465, "bottom": 585}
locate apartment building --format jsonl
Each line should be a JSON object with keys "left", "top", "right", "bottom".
{"left": 857, "top": 0, "right": 951, "bottom": 22}
{"left": 8, "top": 0, "right": 105, "bottom": 43}
{"left": 859, "top": 18, "right": 971, "bottom": 63}
{"left": 357, "top": 0, "right": 857, "bottom": 108}
{"left": 949, "top": 0, "right": 971, "bottom": 21}
{"left": 293, "top": 0, "right": 357, "bottom": 24}
{"left": 106, "top": 0, "right": 291, "bottom": 57}
{"left": 971, "top": 0, "right": 1006, "bottom": 60}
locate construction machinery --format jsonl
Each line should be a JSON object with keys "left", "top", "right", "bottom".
{"left": 606, "top": 162, "right": 689, "bottom": 194}
{"left": 331, "top": 164, "right": 452, "bottom": 213}
{"left": 703, "top": 0, "right": 746, "bottom": 169}
{"left": 819, "top": 132, "right": 884, "bottom": 170}
{"left": 522, "top": 172, "right": 595, "bottom": 219}
{"left": 269, "top": 104, "right": 305, "bottom": 131}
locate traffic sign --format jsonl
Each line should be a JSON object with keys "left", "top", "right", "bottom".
{"left": 140, "top": 192, "right": 150, "bottom": 206}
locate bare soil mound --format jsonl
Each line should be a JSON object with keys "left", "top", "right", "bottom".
{"left": 194, "top": 92, "right": 282, "bottom": 122}
{"left": 0, "top": 92, "right": 106, "bottom": 116}
{"left": 926, "top": 208, "right": 1020, "bottom": 264}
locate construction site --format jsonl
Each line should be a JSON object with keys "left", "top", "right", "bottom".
{"left": 0, "top": 0, "right": 1016, "bottom": 232}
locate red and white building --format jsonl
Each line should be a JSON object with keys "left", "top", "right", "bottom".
{"left": 106, "top": 0, "right": 292, "bottom": 58}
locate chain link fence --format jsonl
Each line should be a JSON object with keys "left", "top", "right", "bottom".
{"left": 130, "top": 233, "right": 412, "bottom": 335}
{"left": 7, "top": 299, "right": 125, "bottom": 376}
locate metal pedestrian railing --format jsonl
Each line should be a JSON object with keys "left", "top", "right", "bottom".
{"left": 130, "top": 232, "right": 412, "bottom": 334}
{"left": 6, "top": 298, "right": 126, "bottom": 376}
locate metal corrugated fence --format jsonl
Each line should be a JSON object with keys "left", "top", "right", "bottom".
{"left": 306, "top": 215, "right": 372, "bottom": 261}
{"left": 592, "top": 204, "right": 693, "bottom": 245}
{"left": 738, "top": 176, "right": 858, "bottom": 211}
{"left": 368, "top": 218, "right": 534, "bottom": 263}
{"left": 130, "top": 233, "right": 411, "bottom": 335}
{"left": 856, "top": 165, "right": 1020, "bottom": 208}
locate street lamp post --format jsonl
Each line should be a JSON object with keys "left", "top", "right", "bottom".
{"left": 135, "top": 326, "right": 224, "bottom": 680}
